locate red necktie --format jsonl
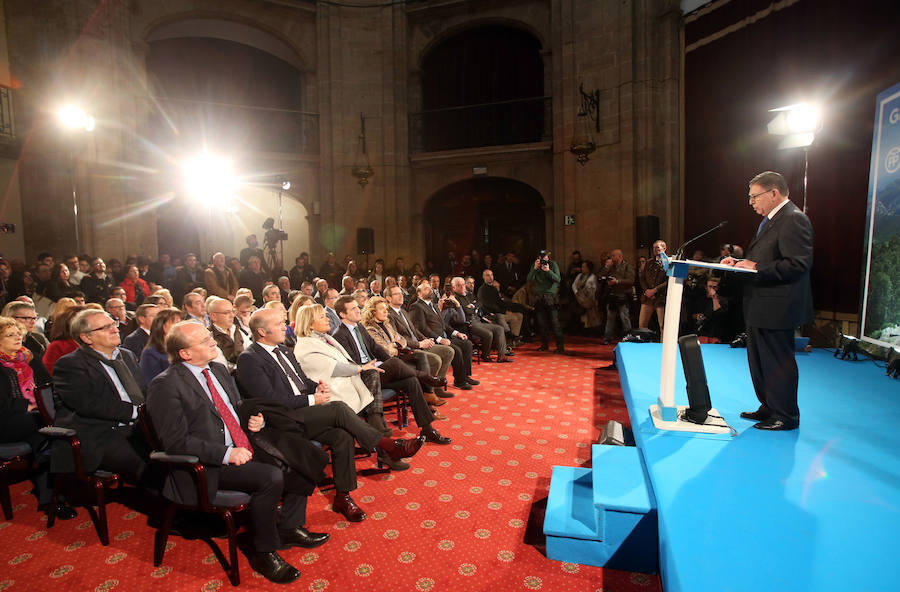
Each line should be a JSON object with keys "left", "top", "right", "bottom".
{"left": 202, "top": 368, "right": 252, "bottom": 453}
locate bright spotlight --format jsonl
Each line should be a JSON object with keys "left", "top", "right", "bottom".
{"left": 58, "top": 105, "right": 94, "bottom": 131}
{"left": 183, "top": 153, "right": 237, "bottom": 202}
{"left": 281, "top": 180, "right": 292, "bottom": 191}
{"left": 767, "top": 103, "right": 822, "bottom": 146}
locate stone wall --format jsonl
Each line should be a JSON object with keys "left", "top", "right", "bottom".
{"left": 3, "top": 0, "right": 681, "bottom": 269}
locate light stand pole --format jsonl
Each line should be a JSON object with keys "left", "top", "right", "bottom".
{"left": 58, "top": 106, "right": 95, "bottom": 254}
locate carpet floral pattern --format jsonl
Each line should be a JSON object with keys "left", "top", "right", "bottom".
{"left": 0, "top": 338, "right": 660, "bottom": 591}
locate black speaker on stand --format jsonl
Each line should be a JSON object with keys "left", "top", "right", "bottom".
{"left": 357, "top": 227, "right": 375, "bottom": 273}
{"left": 636, "top": 215, "right": 660, "bottom": 252}
{"left": 678, "top": 334, "right": 712, "bottom": 424}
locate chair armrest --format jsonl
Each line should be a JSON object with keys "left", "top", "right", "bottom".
{"left": 38, "top": 426, "right": 77, "bottom": 438}
{"left": 150, "top": 451, "right": 201, "bottom": 465}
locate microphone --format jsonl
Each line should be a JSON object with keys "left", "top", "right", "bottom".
{"left": 674, "top": 221, "right": 728, "bottom": 260}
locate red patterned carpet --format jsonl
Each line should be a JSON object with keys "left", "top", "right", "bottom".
{"left": 0, "top": 338, "right": 661, "bottom": 592}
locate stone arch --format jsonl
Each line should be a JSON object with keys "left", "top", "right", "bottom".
{"left": 142, "top": 12, "right": 310, "bottom": 72}
{"left": 416, "top": 18, "right": 546, "bottom": 71}
{"left": 424, "top": 177, "right": 546, "bottom": 272}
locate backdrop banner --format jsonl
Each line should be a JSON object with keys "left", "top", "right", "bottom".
{"left": 861, "top": 81, "right": 900, "bottom": 346}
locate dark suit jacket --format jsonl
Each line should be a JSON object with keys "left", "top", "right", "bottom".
{"left": 79, "top": 274, "right": 115, "bottom": 304}
{"left": 408, "top": 299, "right": 454, "bottom": 341}
{"left": 145, "top": 361, "right": 241, "bottom": 504}
{"left": 235, "top": 342, "right": 317, "bottom": 410}
{"left": 332, "top": 323, "right": 392, "bottom": 365}
{"left": 387, "top": 306, "right": 427, "bottom": 348}
{"left": 51, "top": 346, "right": 145, "bottom": 473}
{"left": 121, "top": 328, "right": 149, "bottom": 357}
{"left": 743, "top": 200, "right": 814, "bottom": 330}
{"left": 172, "top": 266, "right": 205, "bottom": 303}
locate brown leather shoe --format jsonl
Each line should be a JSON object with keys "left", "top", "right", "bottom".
{"left": 431, "top": 408, "right": 448, "bottom": 420}
{"left": 434, "top": 387, "right": 454, "bottom": 398}
{"left": 424, "top": 391, "right": 447, "bottom": 406}
{"left": 332, "top": 493, "right": 367, "bottom": 522}
{"left": 376, "top": 435, "right": 425, "bottom": 460}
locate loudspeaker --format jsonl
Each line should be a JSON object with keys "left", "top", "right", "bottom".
{"left": 678, "top": 334, "right": 711, "bottom": 424}
{"left": 636, "top": 215, "right": 660, "bottom": 250}
{"left": 356, "top": 228, "right": 374, "bottom": 255}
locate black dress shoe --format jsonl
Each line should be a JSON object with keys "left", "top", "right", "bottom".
{"left": 466, "top": 377, "right": 480, "bottom": 386}
{"left": 39, "top": 502, "right": 77, "bottom": 521}
{"left": 249, "top": 551, "right": 301, "bottom": 584}
{"left": 333, "top": 493, "right": 367, "bottom": 522}
{"left": 537, "top": 345, "right": 549, "bottom": 351}
{"left": 453, "top": 382, "right": 473, "bottom": 390}
{"left": 554, "top": 348, "right": 565, "bottom": 355}
{"left": 421, "top": 427, "right": 452, "bottom": 445}
{"left": 497, "top": 356, "right": 513, "bottom": 363}
{"left": 418, "top": 374, "right": 448, "bottom": 388}
{"left": 279, "top": 526, "right": 330, "bottom": 549}
{"left": 434, "top": 388, "right": 454, "bottom": 398}
{"left": 740, "top": 410, "right": 769, "bottom": 421}
{"left": 753, "top": 418, "right": 798, "bottom": 431}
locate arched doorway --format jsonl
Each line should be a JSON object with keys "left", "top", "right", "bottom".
{"left": 425, "top": 178, "right": 545, "bottom": 271}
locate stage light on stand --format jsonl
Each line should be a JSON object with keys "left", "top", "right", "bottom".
{"left": 58, "top": 104, "right": 95, "bottom": 254}
{"left": 768, "top": 102, "right": 822, "bottom": 213}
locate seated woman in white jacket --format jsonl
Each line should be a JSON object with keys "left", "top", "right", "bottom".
{"left": 293, "top": 303, "right": 389, "bottom": 433}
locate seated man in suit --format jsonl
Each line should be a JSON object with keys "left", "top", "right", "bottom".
{"left": 182, "top": 292, "right": 207, "bottom": 325}
{"left": 331, "top": 296, "right": 451, "bottom": 445}
{"left": 121, "top": 303, "right": 158, "bottom": 356}
{"left": 408, "top": 282, "right": 478, "bottom": 391}
{"left": 385, "top": 285, "right": 455, "bottom": 399}
{"left": 105, "top": 296, "right": 135, "bottom": 341}
{"left": 51, "top": 309, "right": 150, "bottom": 485}
{"left": 236, "top": 309, "right": 424, "bottom": 519}
{"left": 146, "top": 321, "right": 326, "bottom": 584}
{"left": 448, "top": 276, "right": 511, "bottom": 363}
{"left": 208, "top": 297, "right": 244, "bottom": 367}
{"left": 322, "top": 289, "right": 341, "bottom": 334}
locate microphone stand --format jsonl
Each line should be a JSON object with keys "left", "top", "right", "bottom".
{"left": 673, "top": 221, "right": 728, "bottom": 260}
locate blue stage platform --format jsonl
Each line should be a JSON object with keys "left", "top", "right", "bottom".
{"left": 616, "top": 343, "right": 900, "bottom": 592}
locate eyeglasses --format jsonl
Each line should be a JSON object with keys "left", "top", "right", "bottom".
{"left": 12, "top": 315, "right": 37, "bottom": 322}
{"left": 748, "top": 189, "right": 772, "bottom": 202}
{"left": 86, "top": 321, "right": 119, "bottom": 333}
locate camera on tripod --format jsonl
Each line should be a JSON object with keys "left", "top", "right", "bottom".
{"left": 262, "top": 217, "right": 288, "bottom": 249}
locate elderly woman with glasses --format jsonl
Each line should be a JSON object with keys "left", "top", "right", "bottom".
{"left": 0, "top": 315, "right": 76, "bottom": 517}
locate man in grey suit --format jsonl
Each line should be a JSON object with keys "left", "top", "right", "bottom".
{"left": 722, "top": 171, "right": 813, "bottom": 431}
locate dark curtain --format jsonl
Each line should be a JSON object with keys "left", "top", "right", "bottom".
{"left": 684, "top": 0, "right": 900, "bottom": 314}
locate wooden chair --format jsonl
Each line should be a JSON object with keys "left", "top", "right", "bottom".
{"left": 35, "top": 384, "right": 121, "bottom": 545}
{"left": 140, "top": 406, "right": 250, "bottom": 587}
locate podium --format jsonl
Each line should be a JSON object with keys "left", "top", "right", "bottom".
{"left": 655, "top": 258, "right": 756, "bottom": 428}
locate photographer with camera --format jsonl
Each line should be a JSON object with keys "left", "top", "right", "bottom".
{"left": 527, "top": 250, "right": 564, "bottom": 354}
{"left": 600, "top": 249, "right": 633, "bottom": 345}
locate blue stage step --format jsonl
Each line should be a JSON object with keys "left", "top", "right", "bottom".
{"left": 544, "top": 444, "right": 658, "bottom": 573}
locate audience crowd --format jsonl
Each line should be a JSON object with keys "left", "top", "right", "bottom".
{"left": 0, "top": 239, "right": 750, "bottom": 582}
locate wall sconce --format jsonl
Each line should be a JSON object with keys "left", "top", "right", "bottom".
{"left": 351, "top": 113, "right": 374, "bottom": 187}
{"left": 569, "top": 83, "right": 600, "bottom": 166}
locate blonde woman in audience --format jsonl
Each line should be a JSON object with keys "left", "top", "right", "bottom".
{"left": 293, "top": 304, "right": 379, "bottom": 419}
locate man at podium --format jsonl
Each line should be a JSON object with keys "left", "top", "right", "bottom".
{"left": 721, "top": 171, "right": 813, "bottom": 431}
